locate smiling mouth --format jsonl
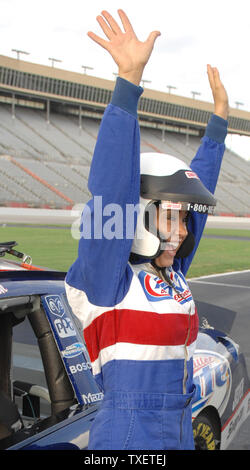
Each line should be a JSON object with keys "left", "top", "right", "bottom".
{"left": 162, "top": 242, "right": 180, "bottom": 256}
{"left": 166, "top": 249, "right": 177, "bottom": 257}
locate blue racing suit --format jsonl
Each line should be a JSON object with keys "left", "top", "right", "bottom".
{"left": 65, "top": 77, "right": 227, "bottom": 450}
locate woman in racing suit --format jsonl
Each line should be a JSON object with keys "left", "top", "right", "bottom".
{"left": 65, "top": 10, "right": 229, "bottom": 450}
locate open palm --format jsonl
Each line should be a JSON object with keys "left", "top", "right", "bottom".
{"left": 88, "top": 10, "right": 161, "bottom": 86}
{"left": 207, "top": 64, "right": 229, "bottom": 120}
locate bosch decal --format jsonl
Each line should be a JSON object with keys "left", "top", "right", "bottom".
{"left": 193, "top": 350, "right": 232, "bottom": 416}
{"left": 69, "top": 362, "right": 92, "bottom": 374}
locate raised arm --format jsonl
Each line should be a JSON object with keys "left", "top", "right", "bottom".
{"left": 190, "top": 65, "right": 229, "bottom": 186}
{"left": 176, "top": 65, "right": 229, "bottom": 275}
{"left": 66, "top": 11, "right": 161, "bottom": 306}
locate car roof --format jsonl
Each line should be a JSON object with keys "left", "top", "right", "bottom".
{"left": 0, "top": 269, "right": 66, "bottom": 298}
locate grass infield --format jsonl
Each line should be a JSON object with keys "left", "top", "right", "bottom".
{"left": 1, "top": 225, "right": 250, "bottom": 278}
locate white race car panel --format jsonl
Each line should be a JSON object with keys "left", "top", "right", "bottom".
{"left": 193, "top": 350, "right": 232, "bottom": 418}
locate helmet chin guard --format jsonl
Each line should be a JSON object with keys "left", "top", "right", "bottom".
{"left": 130, "top": 152, "right": 216, "bottom": 260}
{"left": 131, "top": 197, "right": 161, "bottom": 259}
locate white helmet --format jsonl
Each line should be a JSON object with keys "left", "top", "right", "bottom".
{"left": 130, "top": 152, "right": 216, "bottom": 260}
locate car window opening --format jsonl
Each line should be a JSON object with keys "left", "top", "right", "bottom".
{"left": 0, "top": 296, "right": 77, "bottom": 449}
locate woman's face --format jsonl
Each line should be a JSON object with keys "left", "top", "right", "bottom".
{"left": 154, "top": 208, "right": 188, "bottom": 268}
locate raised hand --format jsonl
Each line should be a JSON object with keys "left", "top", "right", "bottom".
{"left": 87, "top": 9, "right": 161, "bottom": 86}
{"left": 207, "top": 64, "right": 229, "bottom": 120}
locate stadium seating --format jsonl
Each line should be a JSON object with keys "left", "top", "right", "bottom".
{"left": 0, "top": 103, "right": 250, "bottom": 215}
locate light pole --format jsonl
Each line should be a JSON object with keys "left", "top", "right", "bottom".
{"left": 191, "top": 91, "right": 201, "bottom": 100}
{"left": 235, "top": 101, "right": 244, "bottom": 109}
{"left": 48, "top": 57, "right": 62, "bottom": 67}
{"left": 11, "top": 49, "right": 30, "bottom": 60}
{"left": 81, "top": 65, "right": 94, "bottom": 74}
{"left": 167, "top": 85, "right": 177, "bottom": 94}
{"left": 141, "top": 79, "right": 151, "bottom": 87}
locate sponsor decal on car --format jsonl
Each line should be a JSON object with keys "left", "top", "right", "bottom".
{"left": 193, "top": 350, "right": 232, "bottom": 416}
{"left": 69, "top": 362, "right": 92, "bottom": 374}
{"left": 44, "top": 295, "right": 77, "bottom": 339}
{"left": 54, "top": 316, "right": 76, "bottom": 338}
{"left": 46, "top": 295, "right": 65, "bottom": 317}
{"left": 232, "top": 378, "right": 244, "bottom": 411}
{"left": 82, "top": 392, "right": 104, "bottom": 405}
{"left": 42, "top": 294, "right": 102, "bottom": 408}
{"left": 221, "top": 389, "right": 250, "bottom": 449}
{"left": 62, "top": 342, "right": 85, "bottom": 359}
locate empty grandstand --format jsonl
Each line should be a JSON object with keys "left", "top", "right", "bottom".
{"left": 0, "top": 54, "right": 250, "bottom": 215}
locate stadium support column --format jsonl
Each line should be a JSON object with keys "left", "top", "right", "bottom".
{"left": 162, "top": 120, "right": 165, "bottom": 142}
{"left": 79, "top": 105, "right": 82, "bottom": 132}
{"left": 186, "top": 126, "right": 189, "bottom": 146}
{"left": 11, "top": 93, "right": 15, "bottom": 120}
{"left": 46, "top": 99, "right": 50, "bottom": 125}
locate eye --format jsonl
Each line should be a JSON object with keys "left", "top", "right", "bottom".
{"left": 167, "top": 214, "right": 177, "bottom": 222}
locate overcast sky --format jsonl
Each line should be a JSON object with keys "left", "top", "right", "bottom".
{"left": 1, "top": 0, "right": 250, "bottom": 159}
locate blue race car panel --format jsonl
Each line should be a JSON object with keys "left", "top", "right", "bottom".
{"left": 41, "top": 293, "right": 104, "bottom": 408}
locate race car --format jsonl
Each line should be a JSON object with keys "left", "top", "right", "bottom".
{"left": 0, "top": 241, "right": 249, "bottom": 450}
{"left": 192, "top": 320, "right": 250, "bottom": 449}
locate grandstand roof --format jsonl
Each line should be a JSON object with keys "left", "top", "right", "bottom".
{"left": 1, "top": 54, "right": 250, "bottom": 136}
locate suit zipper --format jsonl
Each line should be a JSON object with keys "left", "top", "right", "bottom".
{"left": 150, "top": 263, "right": 192, "bottom": 394}
{"left": 183, "top": 306, "right": 191, "bottom": 394}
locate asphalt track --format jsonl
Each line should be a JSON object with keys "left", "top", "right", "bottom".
{"left": 189, "top": 270, "right": 250, "bottom": 450}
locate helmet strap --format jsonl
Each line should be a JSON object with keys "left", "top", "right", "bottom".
{"left": 175, "top": 231, "right": 195, "bottom": 258}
